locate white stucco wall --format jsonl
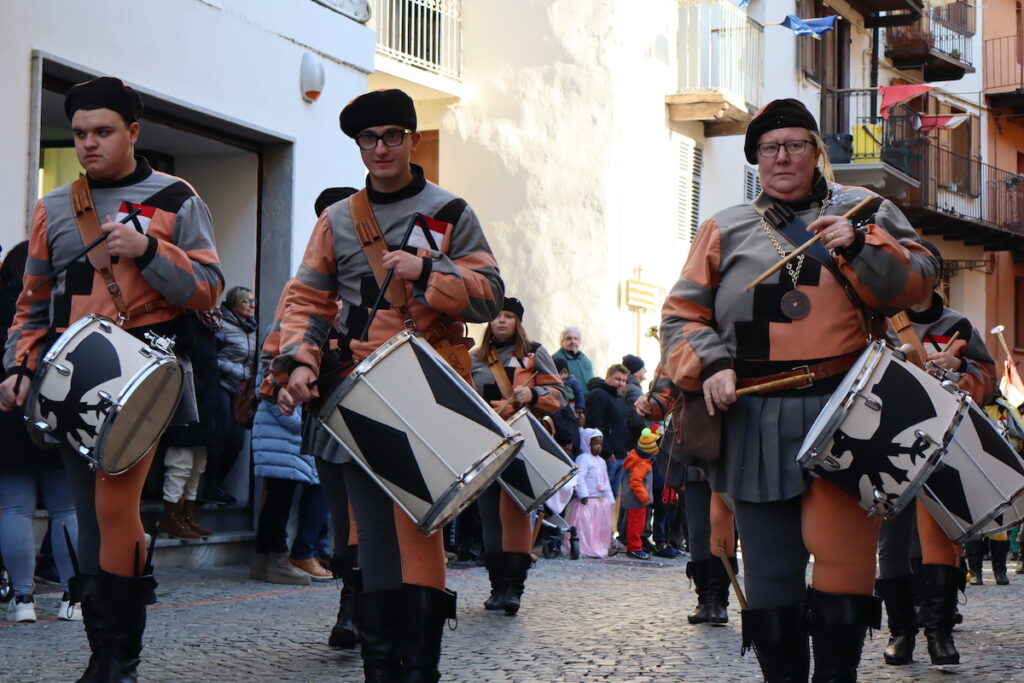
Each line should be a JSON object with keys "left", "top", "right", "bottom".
{"left": 0, "top": 0, "right": 375, "bottom": 271}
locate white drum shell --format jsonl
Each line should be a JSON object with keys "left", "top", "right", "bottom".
{"left": 26, "top": 315, "right": 183, "bottom": 474}
{"left": 317, "top": 331, "right": 523, "bottom": 535}
{"left": 797, "top": 341, "right": 968, "bottom": 517}
{"left": 499, "top": 409, "right": 579, "bottom": 514}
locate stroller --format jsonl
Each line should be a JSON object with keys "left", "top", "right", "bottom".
{"left": 537, "top": 509, "right": 579, "bottom": 560}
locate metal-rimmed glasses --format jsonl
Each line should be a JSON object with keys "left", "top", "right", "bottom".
{"left": 757, "top": 139, "right": 814, "bottom": 158}
{"left": 355, "top": 128, "right": 414, "bottom": 151}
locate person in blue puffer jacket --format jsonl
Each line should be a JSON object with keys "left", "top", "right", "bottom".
{"left": 250, "top": 369, "right": 333, "bottom": 585}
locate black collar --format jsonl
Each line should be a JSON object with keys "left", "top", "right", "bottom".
{"left": 366, "top": 164, "right": 427, "bottom": 204}
{"left": 87, "top": 156, "right": 153, "bottom": 189}
{"left": 907, "top": 293, "right": 944, "bottom": 325}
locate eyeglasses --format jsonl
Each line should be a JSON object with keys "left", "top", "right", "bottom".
{"left": 242, "top": 298, "right": 256, "bottom": 305}
{"left": 757, "top": 139, "right": 814, "bottom": 158}
{"left": 355, "top": 128, "right": 413, "bottom": 151}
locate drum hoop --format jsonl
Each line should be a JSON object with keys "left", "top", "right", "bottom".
{"left": 501, "top": 408, "right": 578, "bottom": 513}
{"left": 93, "top": 356, "right": 184, "bottom": 475}
{"left": 316, "top": 330, "right": 416, "bottom": 423}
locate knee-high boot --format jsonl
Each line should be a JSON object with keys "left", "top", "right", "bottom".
{"left": 685, "top": 559, "right": 713, "bottom": 624}
{"left": 875, "top": 575, "right": 917, "bottom": 665}
{"left": 965, "top": 539, "right": 985, "bottom": 585}
{"left": 705, "top": 555, "right": 737, "bottom": 625}
{"left": 483, "top": 554, "right": 504, "bottom": 610}
{"left": 741, "top": 604, "right": 809, "bottom": 682}
{"left": 73, "top": 571, "right": 158, "bottom": 683}
{"left": 354, "top": 590, "right": 403, "bottom": 682}
{"left": 497, "top": 552, "right": 531, "bottom": 615}
{"left": 329, "top": 545, "right": 360, "bottom": 649}
{"left": 806, "top": 588, "right": 882, "bottom": 682}
{"left": 918, "top": 564, "right": 960, "bottom": 665}
{"left": 399, "top": 584, "right": 457, "bottom": 683}
{"left": 990, "top": 539, "right": 1010, "bottom": 585}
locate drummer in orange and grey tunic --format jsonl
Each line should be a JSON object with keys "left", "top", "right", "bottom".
{"left": 653, "top": 99, "right": 938, "bottom": 681}
{"left": 260, "top": 89, "right": 503, "bottom": 682}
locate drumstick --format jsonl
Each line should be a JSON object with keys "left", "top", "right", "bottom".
{"left": 359, "top": 213, "right": 423, "bottom": 341}
{"left": 530, "top": 508, "right": 548, "bottom": 549}
{"left": 494, "top": 371, "right": 539, "bottom": 414}
{"left": 735, "top": 372, "right": 814, "bottom": 396}
{"left": 718, "top": 547, "right": 747, "bottom": 611}
{"left": 11, "top": 351, "right": 29, "bottom": 400}
{"left": 940, "top": 331, "right": 960, "bottom": 354}
{"left": 746, "top": 195, "right": 878, "bottom": 291}
{"left": 26, "top": 208, "right": 143, "bottom": 297}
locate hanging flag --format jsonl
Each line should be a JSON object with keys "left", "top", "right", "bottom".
{"left": 878, "top": 84, "right": 934, "bottom": 119}
{"left": 1001, "top": 358, "right": 1024, "bottom": 408}
{"left": 914, "top": 114, "right": 970, "bottom": 132}
{"left": 778, "top": 14, "right": 839, "bottom": 39}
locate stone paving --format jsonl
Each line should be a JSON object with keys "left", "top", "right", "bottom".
{"left": 4, "top": 554, "right": 1024, "bottom": 682}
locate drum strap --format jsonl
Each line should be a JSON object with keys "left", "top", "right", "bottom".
{"left": 889, "top": 311, "right": 927, "bottom": 368}
{"left": 486, "top": 347, "right": 515, "bottom": 399}
{"left": 69, "top": 178, "right": 171, "bottom": 325}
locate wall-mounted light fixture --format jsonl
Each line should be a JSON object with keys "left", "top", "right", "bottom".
{"left": 301, "top": 52, "right": 325, "bottom": 103}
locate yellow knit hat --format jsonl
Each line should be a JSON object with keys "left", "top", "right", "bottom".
{"left": 637, "top": 427, "right": 660, "bottom": 455}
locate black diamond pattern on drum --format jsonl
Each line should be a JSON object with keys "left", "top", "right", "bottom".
{"left": 338, "top": 406, "right": 433, "bottom": 504}
{"left": 501, "top": 457, "right": 535, "bottom": 497}
{"left": 926, "top": 464, "right": 972, "bottom": 524}
{"left": 967, "top": 406, "right": 1024, "bottom": 476}
{"left": 530, "top": 416, "right": 573, "bottom": 466}
{"left": 411, "top": 342, "right": 503, "bottom": 435}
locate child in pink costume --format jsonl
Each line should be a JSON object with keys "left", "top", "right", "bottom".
{"left": 565, "top": 428, "right": 614, "bottom": 558}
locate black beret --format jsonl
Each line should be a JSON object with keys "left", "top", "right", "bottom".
{"left": 744, "top": 98, "right": 818, "bottom": 164}
{"left": 314, "top": 187, "right": 357, "bottom": 217}
{"left": 502, "top": 297, "right": 524, "bottom": 321}
{"left": 919, "top": 239, "right": 944, "bottom": 279}
{"left": 64, "top": 76, "right": 144, "bottom": 124}
{"left": 339, "top": 89, "right": 417, "bottom": 138}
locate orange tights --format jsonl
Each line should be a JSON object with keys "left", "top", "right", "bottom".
{"left": 916, "top": 499, "right": 959, "bottom": 567}
{"left": 94, "top": 447, "right": 156, "bottom": 577}
{"left": 710, "top": 492, "right": 736, "bottom": 557}
{"left": 498, "top": 489, "right": 533, "bottom": 553}
{"left": 393, "top": 504, "right": 446, "bottom": 589}
{"left": 802, "top": 478, "right": 882, "bottom": 595}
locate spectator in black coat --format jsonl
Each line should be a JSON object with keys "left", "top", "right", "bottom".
{"left": 585, "top": 364, "right": 630, "bottom": 507}
{"left": 621, "top": 354, "right": 649, "bottom": 442}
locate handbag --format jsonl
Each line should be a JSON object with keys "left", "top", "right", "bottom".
{"left": 232, "top": 368, "right": 258, "bottom": 428}
{"left": 672, "top": 390, "right": 723, "bottom": 463}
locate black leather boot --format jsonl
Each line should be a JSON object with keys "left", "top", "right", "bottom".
{"left": 806, "top": 588, "right": 882, "bottom": 682}
{"left": 686, "top": 559, "right": 713, "bottom": 624}
{"left": 705, "top": 556, "right": 737, "bottom": 625}
{"left": 483, "top": 554, "right": 504, "bottom": 610}
{"left": 399, "top": 584, "right": 457, "bottom": 683}
{"left": 918, "top": 564, "right": 960, "bottom": 665}
{"left": 75, "top": 571, "right": 157, "bottom": 683}
{"left": 875, "top": 575, "right": 917, "bottom": 665}
{"left": 497, "top": 552, "right": 531, "bottom": 615}
{"left": 741, "top": 604, "right": 809, "bottom": 682}
{"left": 990, "top": 540, "right": 1010, "bottom": 585}
{"left": 328, "top": 546, "right": 360, "bottom": 649}
{"left": 966, "top": 540, "right": 984, "bottom": 585}
{"left": 354, "top": 590, "right": 404, "bottom": 681}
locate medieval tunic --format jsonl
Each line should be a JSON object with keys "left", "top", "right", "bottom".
{"left": 469, "top": 339, "right": 567, "bottom": 420}
{"left": 660, "top": 183, "right": 938, "bottom": 503}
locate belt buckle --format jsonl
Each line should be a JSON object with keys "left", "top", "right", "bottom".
{"left": 792, "top": 365, "right": 813, "bottom": 389}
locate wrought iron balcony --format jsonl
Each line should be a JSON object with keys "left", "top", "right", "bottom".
{"left": 984, "top": 35, "right": 1024, "bottom": 113}
{"left": 666, "top": 0, "right": 763, "bottom": 137}
{"left": 884, "top": 1, "right": 975, "bottom": 81}
{"left": 371, "top": 0, "right": 462, "bottom": 80}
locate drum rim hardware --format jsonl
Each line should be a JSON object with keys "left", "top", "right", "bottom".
{"left": 497, "top": 408, "right": 579, "bottom": 515}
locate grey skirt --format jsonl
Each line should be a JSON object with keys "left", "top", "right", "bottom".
{"left": 708, "top": 391, "right": 832, "bottom": 503}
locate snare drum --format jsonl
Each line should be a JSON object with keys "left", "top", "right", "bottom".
{"left": 918, "top": 402, "right": 1024, "bottom": 542}
{"left": 318, "top": 330, "right": 523, "bottom": 535}
{"left": 797, "top": 340, "right": 969, "bottom": 517}
{"left": 498, "top": 409, "right": 578, "bottom": 514}
{"left": 25, "top": 315, "right": 183, "bottom": 474}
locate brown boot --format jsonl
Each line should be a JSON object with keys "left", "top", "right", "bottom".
{"left": 156, "top": 499, "right": 200, "bottom": 540}
{"left": 181, "top": 499, "right": 213, "bottom": 537}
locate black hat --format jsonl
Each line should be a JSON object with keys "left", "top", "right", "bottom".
{"left": 339, "top": 89, "right": 417, "bottom": 139}
{"left": 502, "top": 297, "right": 524, "bottom": 320}
{"left": 64, "top": 77, "right": 144, "bottom": 124}
{"left": 553, "top": 357, "right": 569, "bottom": 374}
{"left": 314, "top": 187, "right": 358, "bottom": 217}
{"left": 744, "top": 99, "right": 818, "bottom": 165}
{"left": 919, "top": 239, "right": 944, "bottom": 279}
{"left": 622, "top": 354, "right": 645, "bottom": 375}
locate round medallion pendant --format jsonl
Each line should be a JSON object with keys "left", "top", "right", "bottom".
{"left": 781, "top": 290, "right": 811, "bottom": 320}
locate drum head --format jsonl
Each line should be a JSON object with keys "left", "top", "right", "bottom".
{"left": 97, "top": 360, "right": 183, "bottom": 474}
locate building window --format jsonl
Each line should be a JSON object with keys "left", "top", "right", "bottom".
{"left": 677, "top": 137, "right": 703, "bottom": 242}
{"left": 744, "top": 165, "right": 762, "bottom": 202}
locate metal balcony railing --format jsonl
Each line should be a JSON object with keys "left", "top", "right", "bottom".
{"left": 819, "top": 89, "right": 921, "bottom": 180}
{"left": 677, "top": 0, "right": 762, "bottom": 111}
{"left": 885, "top": 0, "right": 974, "bottom": 65}
{"left": 984, "top": 35, "right": 1024, "bottom": 93}
{"left": 371, "top": 0, "right": 462, "bottom": 80}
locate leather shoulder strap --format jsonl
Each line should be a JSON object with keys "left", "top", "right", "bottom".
{"left": 70, "top": 178, "right": 130, "bottom": 321}
{"left": 349, "top": 189, "right": 408, "bottom": 308}
{"left": 487, "top": 346, "right": 514, "bottom": 399}
{"left": 889, "top": 311, "right": 927, "bottom": 368}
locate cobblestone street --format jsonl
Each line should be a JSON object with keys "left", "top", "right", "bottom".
{"left": 5, "top": 554, "right": 1024, "bottom": 681}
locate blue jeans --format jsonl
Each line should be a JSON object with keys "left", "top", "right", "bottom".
{"left": 255, "top": 478, "right": 329, "bottom": 559}
{"left": 0, "top": 469, "right": 79, "bottom": 595}
{"left": 606, "top": 457, "right": 625, "bottom": 503}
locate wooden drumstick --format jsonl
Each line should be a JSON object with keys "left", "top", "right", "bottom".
{"left": 494, "top": 371, "right": 539, "bottom": 414}
{"left": 735, "top": 372, "right": 814, "bottom": 396}
{"left": 718, "top": 547, "right": 747, "bottom": 611}
{"left": 746, "top": 195, "right": 879, "bottom": 291}
{"left": 940, "top": 330, "right": 960, "bottom": 354}
{"left": 991, "top": 324, "right": 1014, "bottom": 362}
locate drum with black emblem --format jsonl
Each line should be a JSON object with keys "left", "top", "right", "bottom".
{"left": 498, "top": 408, "right": 578, "bottom": 514}
{"left": 25, "top": 314, "right": 183, "bottom": 474}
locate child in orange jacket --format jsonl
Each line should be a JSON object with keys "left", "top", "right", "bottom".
{"left": 622, "top": 428, "right": 659, "bottom": 559}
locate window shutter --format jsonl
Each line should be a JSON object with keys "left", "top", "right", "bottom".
{"left": 676, "top": 138, "right": 704, "bottom": 241}
{"left": 744, "top": 165, "right": 762, "bottom": 202}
